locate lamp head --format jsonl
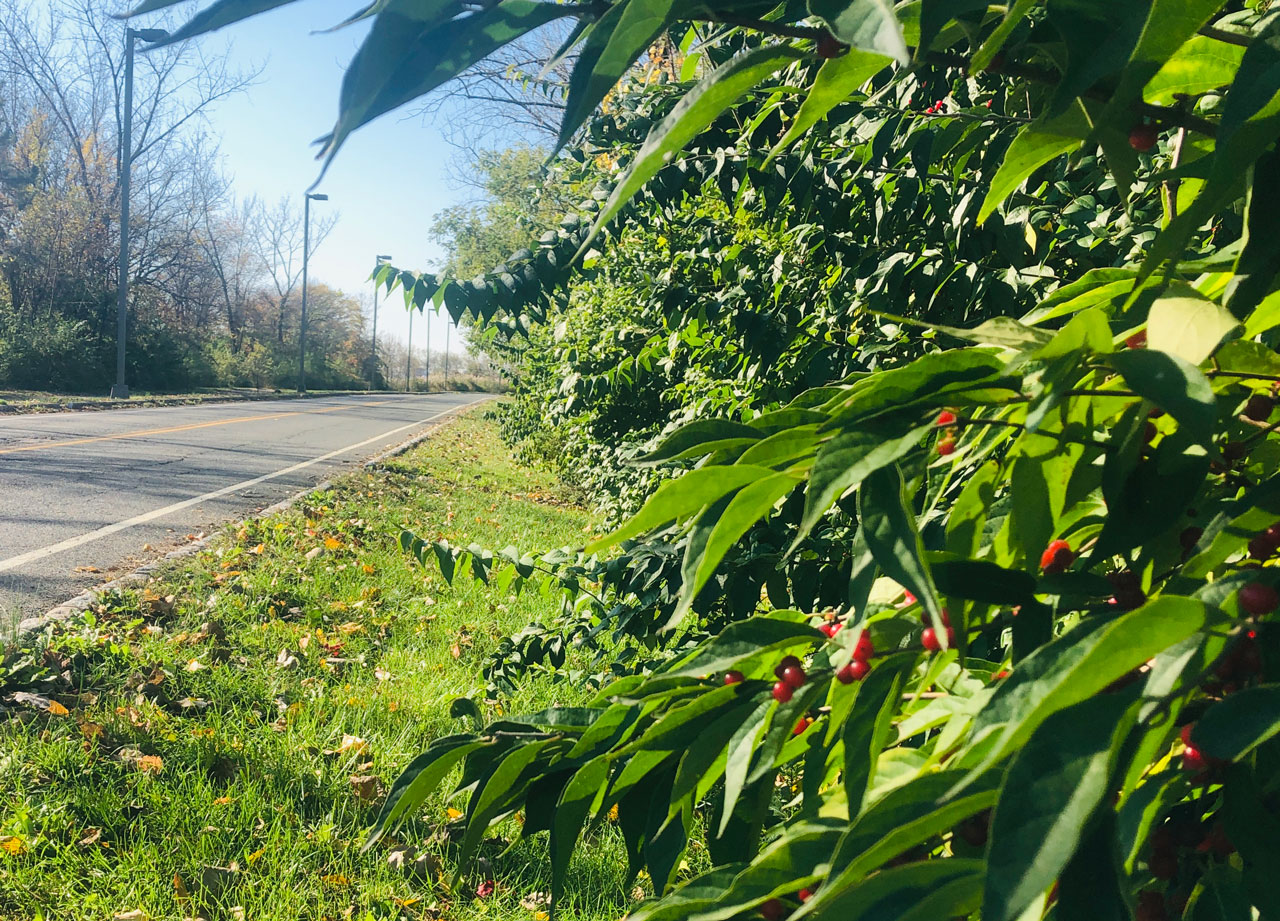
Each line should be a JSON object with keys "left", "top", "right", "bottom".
{"left": 130, "top": 28, "right": 170, "bottom": 42}
{"left": 308, "top": 192, "right": 329, "bottom": 201}
{"left": 377, "top": 254, "right": 393, "bottom": 263}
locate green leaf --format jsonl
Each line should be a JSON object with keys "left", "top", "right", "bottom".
{"left": 319, "top": 0, "right": 571, "bottom": 172}
{"left": 718, "top": 700, "right": 771, "bottom": 837}
{"left": 983, "top": 693, "right": 1136, "bottom": 921}
{"left": 1136, "top": 16, "right": 1280, "bottom": 284}
{"left": 977, "top": 101, "right": 1089, "bottom": 224}
{"left": 133, "top": 0, "right": 301, "bottom": 43}
{"left": 968, "top": 0, "right": 1035, "bottom": 71}
{"left": 806, "top": 0, "right": 907, "bottom": 63}
{"left": 1243, "top": 289, "right": 1280, "bottom": 338}
{"left": 795, "top": 420, "right": 932, "bottom": 549}
{"left": 667, "top": 612, "right": 823, "bottom": 678}
{"left": 587, "top": 465, "right": 778, "bottom": 551}
{"left": 1054, "top": 814, "right": 1129, "bottom": 921}
{"left": 582, "top": 46, "right": 804, "bottom": 255}
{"left": 959, "top": 597, "right": 1210, "bottom": 786}
{"left": 930, "top": 558, "right": 1037, "bottom": 606}
{"left": 675, "top": 473, "right": 802, "bottom": 621}
{"left": 1144, "top": 35, "right": 1244, "bottom": 106}
{"left": 456, "top": 738, "right": 559, "bottom": 875}
{"left": 365, "top": 735, "right": 492, "bottom": 849}
{"left": 1225, "top": 148, "right": 1280, "bottom": 318}
{"left": 1191, "top": 684, "right": 1280, "bottom": 761}
{"left": 1109, "top": 348, "right": 1217, "bottom": 444}
{"left": 551, "top": 756, "right": 611, "bottom": 904}
{"left": 636, "top": 420, "right": 762, "bottom": 466}
{"left": 1022, "top": 268, "right": 1141, "bottom": 325}
{"left": 1098, "top": 0, "right": 1226, "bottom": 128}
{"left": 859, "top": 465, "right": 947, "bottom": 635}
{"left": 1146, "top": 294, "right": 1241, "bottom": 366}
{"left": 770, "top": 49, "right": 892, "bottom": 156}
{"left": 841, "top": 654, "right": 917, "bottom": 814}
{"left": 557, "top": 0, "right": 679, "bottom": 151}
{"left": 1220, "top": 764, "right": 1280, "bottom": 921}
{"left": 802, "top": 858, "right": 984, "bottom": 920}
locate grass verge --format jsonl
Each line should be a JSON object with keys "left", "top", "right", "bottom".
{"left": 0, "top": 412, "right": 630, "bottom": 921}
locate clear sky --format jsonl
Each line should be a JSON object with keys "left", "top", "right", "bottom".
{"left": 152, "top": 0, "right": 471, "bottom": 355}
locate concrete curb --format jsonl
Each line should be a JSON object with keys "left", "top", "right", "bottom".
{"left": 11, "top": 399, "right": 490, "bottom": 646}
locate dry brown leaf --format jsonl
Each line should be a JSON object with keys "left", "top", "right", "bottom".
{"left": 137, "top": 754, "right": 164, "bottom": 774}
{"left": 78, "top": 828, "right": 102, "bottom": 849}
{"left": 349, "top": 774, "right": 381, "bottom": 802}
{"left": 324, "top": 734, "right": 369, "bottom": 756}
{"left": 47, "top": 700, "right": 70, "bottom": 717}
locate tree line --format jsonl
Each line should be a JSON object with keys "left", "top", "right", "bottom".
{"left": 0, "top": 0, "right": 375, "bottom": 393}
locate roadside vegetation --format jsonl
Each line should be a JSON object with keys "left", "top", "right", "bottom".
{"left": 0, "top": 413, "right": 623, "bottom": 920}
{"left": 7, "top": 0, "right": 1280, "bottom": 919}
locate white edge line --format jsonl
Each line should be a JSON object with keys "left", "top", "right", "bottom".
{"left": 0, "top": 406, "right": 460, "bottom": 573}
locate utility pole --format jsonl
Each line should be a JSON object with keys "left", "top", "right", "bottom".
{"left": 111, "top": 27, "right": 169, "bottom": 399}
{"left": 369, "top": 254, "right": 392, "bottom": 388}
{"left": 298, "top": 191, "right": 328, "bottom": 393}
{"left": 445, "top": 320, "right": 451, "bottom": 390}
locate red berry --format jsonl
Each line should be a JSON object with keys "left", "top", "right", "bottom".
{"left": 760, "top": 899, "right": 785, "bottom": 921}
{"left": 1126, "top": 330, "right": 1148, "bottom": 349}
{"left": 937, "top": 435, "right": 956, "bottom": 456}
{"left": 774, "top": 655, "right": 802, "bottom": 680}
{"left": 816, "top": 30, "right": 847, "bottom": 59}
{"left": 772, "top": 681, "right": 794, "bottom": 703}
{"left": 1039, "top": 539, "right": 1074, "bottom": 573}
{"left": 1249, "top": 535, "right": 1278, "bottom": 560}
{"left": 1179, "top": 723, "right": 1195, "bottom": 747}
{"left": 1239, "top": 581, "right": 1279, "bottom": 616}
{"left": 1129, "top": 124, "right": 1159, "bottom": 152}
{"left": 792, "top": 717, "right": 812, "bottom": 736}
{"left": 902, "top": 590, "right": 916, "bottom": 604}
{"left": 922, "top": 626, "right": 954, "bottom": 651}
{"left": 723, "top": 670, "right": 745, "bottom": 686}
{"left": 1244, "top": 394, "right": 1274, "bottom": 421}
{"left": 853, "top": 631, "right": 874, "bottom": 661}
{"left": 1182, "top": 745, "right": 1207, "bottom": 773}
{"left": 837, "top": 659, "right": 870, "bottom": 683}
{"left": 819, "top": 622, "right": 838, "bottom": 638}
{"left": 798, "top": 888, "right": 813, "bottom": 903}
{"left": 936, "top": 409, "right": 957, "bottom": 426}
{"left": 995, "top": 669, "right": 1011, "bottom": 679}
{"left": 985, "top": 99, "right": 993, "bottom": 108}
{"left": 781, "top": 665, "right": 807, "bottom": 689}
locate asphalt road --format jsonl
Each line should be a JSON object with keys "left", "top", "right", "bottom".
{"left": 0, "top": 391, "right": 489, "bottom": 627}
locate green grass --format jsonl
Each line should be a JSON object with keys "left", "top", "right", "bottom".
{"left": 0, "top": 413, "right": 635, "bottom": 921}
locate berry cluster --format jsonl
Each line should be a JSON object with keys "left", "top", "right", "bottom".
{"left": 935, "top": 409, "right": 958, "bottom": 456}
{"left": 1039, "top": 539, "right": 1075, "bottom": 574}
{"left": 921, "top": 608, "right": 954, "bottom": 651}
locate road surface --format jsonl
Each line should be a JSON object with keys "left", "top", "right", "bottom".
{"left": 0, "top": 391, "right": 489, "bottom": 628}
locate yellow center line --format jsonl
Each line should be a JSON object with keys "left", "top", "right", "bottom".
{"left": 0, "top": 399, "right": 397, "bottom": 456}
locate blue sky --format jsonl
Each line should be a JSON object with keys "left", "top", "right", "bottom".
{"left": 157, "top": 0, "right": 469, "bottom": 353}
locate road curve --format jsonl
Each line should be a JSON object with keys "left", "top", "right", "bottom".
{"left": 0, "top": 391, "right": 489, "bottom": 625}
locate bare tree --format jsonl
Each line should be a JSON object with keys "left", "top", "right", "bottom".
{"left": 252, "top": 195, "right": 339, "bottom": 344}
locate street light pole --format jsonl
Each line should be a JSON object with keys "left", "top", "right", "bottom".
{"left": 369, "top": 254, "right": 392, "bottom": 389}
{"left": 111, "top": 27, "right": 169, "bottom": 399}
{"left": 445, "top": 320, "right": 451, "bottom": 390}
{"left": 298, "top": 191, "right": 328, "bottom": 393}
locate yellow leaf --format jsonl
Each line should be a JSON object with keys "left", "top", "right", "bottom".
{"left": 47, "top": 700, "right": 70, "bottom": 717}
{"left": 174, "top": 872, "right": 191, "bottom": 903}
{"left": 246, "top": 847, "right": 266, "bottom": 866}
{"left": 321, "top": 874, "right": 350, "bottom": 887}
{"left": 324, "top": 537, "right": 343, "bottom": 550}
{"left": 0, "top": 835, "right": 25, "bottom": 856}
{"left": 213, "top": 796, "right": 233, "bottom": 806}
{"left": 250, "top": 543, "right": 266, "bottom": 555}
{"left": 446, "top": 807, "right": 464, "bottom": 820}
{"left": 362, "top": 564, "right": 376, "bottom": 575}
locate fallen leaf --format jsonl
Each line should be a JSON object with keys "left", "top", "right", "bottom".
{"left": 113, "top": 911, "right": 149, "bottom": 921}
{"left": 74, "top": 565, "right": 102, "bottom": 573}
{"left": 446, "top": 807, "right": 464, "bottom": 821}
{"left": 78, "top": 828, "right": 102, "bottom": 849}
{"left": 185, "top": 659, "right": 207, "bottom": 673}
{"left": 245, "top": 848, "right": 266, "bottom": 866}
{"left": 275, "top": 649, "right": 300, "bottom": 670}
{"left": 374, "top": 666, "right": 392, "bottom": 681}
{"left": 349, "top": 774, "right": 381, "bottom": 803}
{"left": 0, "top": 835, "right": 25, "bottom": 856}
{"left": 324, "top": 734, "right": 369, "bottom": 756}
{"left": 250, "top": 544, "right": 265, "bottom": 555}
{"left": 476, "top": 879, "right": 496, "bottom": 899}
{"left": 305, "top": 547, "right": 324, "bottom": 560}
{"left": 174, "top": 872, "right": 191, "bottom": 903}
{"left": 47, "top": 700, "right": 70, "bottom": 717}
{"left": 321, "top": 873, "right": 350, "bottom": 887}
{"left": 324, "top": 537, "right": 343, "bottom": 550}
{"left": 137, "top": 755, "right": 164, "bottom": 774}
{"left": 213, "top": 796, "right": 233, "bottom": 806}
